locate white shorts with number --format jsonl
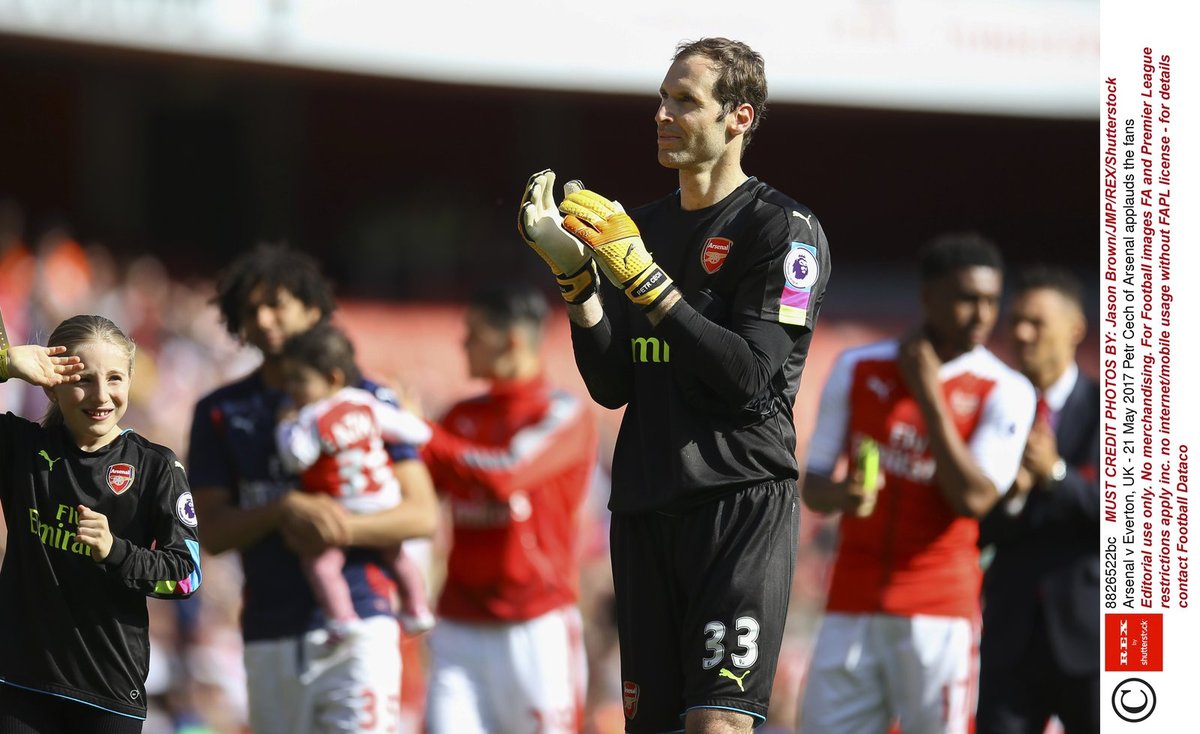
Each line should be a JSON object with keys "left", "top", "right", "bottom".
{"left": 425, "top": 605, "right": 587, "bottom": 734}
{"left": 798, "top": 612, "right": 975, "bottom": 734}
{"left": 244, "top": 615, "right": 401, "bottom": 734}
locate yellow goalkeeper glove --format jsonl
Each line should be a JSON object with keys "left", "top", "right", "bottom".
{"left": 559, "top": 189, "right": 678, "bottom": 311}
{"left": 517, "top": 169, "right": 597, "bottom": 304}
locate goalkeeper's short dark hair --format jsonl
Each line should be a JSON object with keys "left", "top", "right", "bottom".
{"left": 1013, "top": 264, "right": 1085, "bottom": 311}
{"left": 674, "top": 37, "right": 767, "bottom": 151}
{"left": 468, "top": 284, "right": 549, "bottom": 340}
{"left": 213, "top": 242, "right": 336, "bottom": 337}
{"left": 280, "top": 320, "right": 362, "bottom": 386}
{"left": 917, "top": 232, "right": 1005, "bottom": 284}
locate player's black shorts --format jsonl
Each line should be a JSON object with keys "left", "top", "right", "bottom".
{"left": 610, "top": 479, "right": 799, "bottom": 733}
{"left": 0, "top": 683, "right": 144, "bottom": 734}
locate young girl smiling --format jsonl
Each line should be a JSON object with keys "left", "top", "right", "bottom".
{"left": 0, "top": 314, "right": 201, "bottom": 733}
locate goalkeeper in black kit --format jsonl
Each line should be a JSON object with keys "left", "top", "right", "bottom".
{"left": 519, "top": 38, "right": 831, "bottom": 734}
{"left": 0, "top": 315, "right": 201, "bottom": 733}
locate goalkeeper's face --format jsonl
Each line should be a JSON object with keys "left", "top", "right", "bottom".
{"left": 655, "top": 55, "right": 736, "bottom": 171}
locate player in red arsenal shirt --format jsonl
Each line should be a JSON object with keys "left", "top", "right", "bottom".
{"left": 421, "top": 285, "right": 597, "bottom": 734}
{"left": 799, "top": 234, "right": 1036, "bottom": 734}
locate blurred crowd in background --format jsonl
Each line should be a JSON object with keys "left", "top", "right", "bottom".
{"left": 2, "top": 198, "right": 908, "bottom": 734}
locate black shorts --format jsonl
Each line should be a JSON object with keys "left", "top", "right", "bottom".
{"left": 610, "top": 480, "right": 799, "bottom": 733}
{"left": 0, "top": 683, "right": 144, "bottom": 734}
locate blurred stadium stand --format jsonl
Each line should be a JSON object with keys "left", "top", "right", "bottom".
{"left": 1, "top": 4, "right": 1098, "bottom": 304}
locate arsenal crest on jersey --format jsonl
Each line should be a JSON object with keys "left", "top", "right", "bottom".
{"left": 623, "top": 681, "right": 640, "bottom": 719}
{"left": 107, "top": 463, "right": 136, "bottom": 495}
{"left": 700, "top": 237, "right": 732, "bottom": 274}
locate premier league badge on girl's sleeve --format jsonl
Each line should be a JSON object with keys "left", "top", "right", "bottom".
{"left": 176, "top": 492, "right": 198, "bottom": 527}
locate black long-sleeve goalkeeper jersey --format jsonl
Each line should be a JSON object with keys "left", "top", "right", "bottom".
{"left": 0, "top": 413, "right": 201, "bottom": 719}
{"left": 571, "top": 177, "right": 831, "bottom": 513}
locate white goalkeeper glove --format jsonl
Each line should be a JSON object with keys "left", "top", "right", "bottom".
{"left": 518, "top": 169, "right": 597, "bottom": 304}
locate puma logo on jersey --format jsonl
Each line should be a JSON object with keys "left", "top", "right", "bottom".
{"left": 38, "top": 450, "right": 62, "bottom": 472}
{"left": 719, "top": 668, "right": 750, "bottom": 692}
{"left": 866, "top": 375, "right": 892, "bottom": 401}
{"left": 791, "top": 210, "right": 812, "bottom": 226}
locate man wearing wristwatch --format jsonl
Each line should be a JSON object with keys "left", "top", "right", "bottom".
{"left": 976, "top": 266, "right": 1100, "bottom": 734}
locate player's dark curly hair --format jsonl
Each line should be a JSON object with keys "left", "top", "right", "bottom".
{"left": 468, "top": 284, "right": 548, "bottom": 345}
{"left": 917, "top": 232, "right": 1005, "bottom": 284}
{"left": 674, "top": 37, "right": 768, "bottom": 152}
{"left": 280, "top": 321, "right": 362, "bottom": 386}
{"left": 213, "top": 242, "right": 336, "bottom": 337}
{"left": 1013, "top": 264, "right": 1084, "bottom": 311}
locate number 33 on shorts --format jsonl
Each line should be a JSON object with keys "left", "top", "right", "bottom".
{"left": 702, "top": 616, "right": 761, "bottom": 686}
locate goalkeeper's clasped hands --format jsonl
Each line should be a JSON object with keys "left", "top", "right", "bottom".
{"left": 518, "top": 169, "right": 677, "bottom": 311}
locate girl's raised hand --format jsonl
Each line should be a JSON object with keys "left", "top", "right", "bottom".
{"left": 6, "top": 345, "right": 84, "bottom": 387}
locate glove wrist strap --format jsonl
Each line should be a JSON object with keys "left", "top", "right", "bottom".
{"left": 557, "top": 261, "right": 598, "bottom": 304}
{"left": 623, "top": 265, "right": 677, "bottom": 311}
